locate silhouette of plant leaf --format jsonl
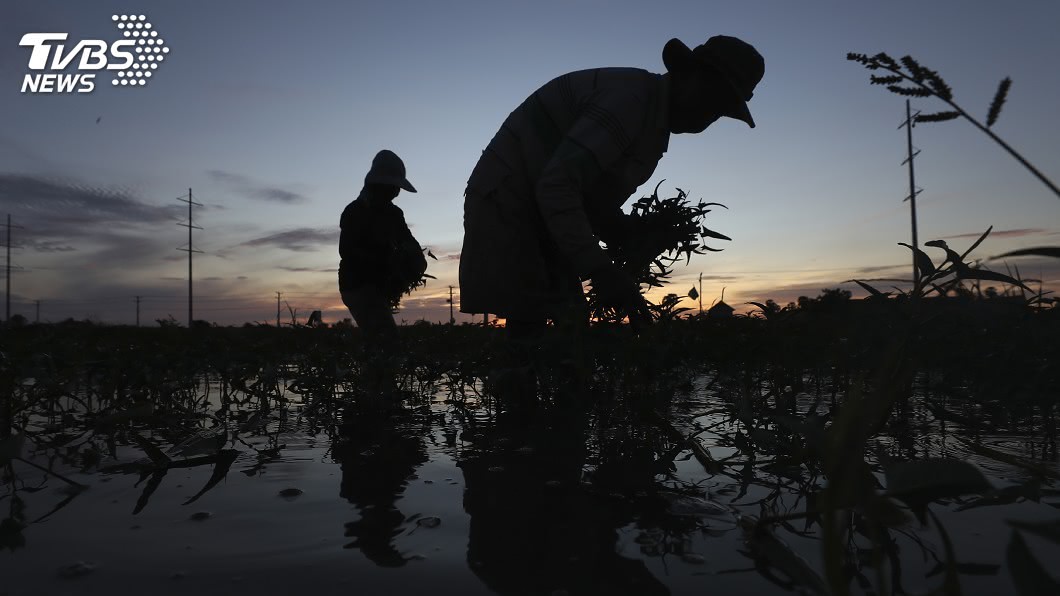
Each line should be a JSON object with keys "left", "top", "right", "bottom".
{"left": 1007, "top": 531, "right": 1060, "bottom": 596}
{"left": 900, "top": 56, "right": 926, "bottom": 81}
{"left": 987, "top": 78, "right": 1012, "bottom": 128}
{"left": 960, "top": 226, "right": 993, "bottom": 261}
{"left": 993, "top": 246, "right": 1060, "bottom": 260}
{"left": 925, "top": 239, "right": 964, "bottom": 267}
{"left": 182, "top": 449, "right": 240, "bottom": 506}
{"left": 870, "top": 75, "right": 903, "bottom": 85}
{"left": 133, "top": 469, "right": 168, "bottom": 515}
{"left": 130, "top": 432, "right": 170, "bottom": 466}
{"left": 851, "top": 279, "right": 886, "bottom": 297}
{"left": 701, "top": 227, "right": 732, "bottom": 241}
{"left": 957, "top": 267, "right": 1032, "bottom": 291}
{"left": 873, "top": 52, "right": 901, "bottom": 72}
{"left": 887, "top": 85, "right": 932, "bottom": 97}
{"left": 898, "top": 242, "right": 936, "bottom": 277}
{"left": 915, "top": 111, "right": 960, "bottom": 123}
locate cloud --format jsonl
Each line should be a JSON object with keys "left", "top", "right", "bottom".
{"left": 854, "top": 263, "right": 905, "bottom": 274}
{"left": 207, "top": 169, "right": 310, "bottom": 204}
{"left": 240, "top": 227, "right": 337, "bottom": 252}
{"left": 942, "top": 228, "right": 1050, "bottom": 240}
{"left": 276, "top": 266, "right": 336, "bottom": 273}
{"left": 26, "top": 240, "right": 76, "bottom": 253}
{"left": 0, "top": 174, "right": 181, "bottom": 240}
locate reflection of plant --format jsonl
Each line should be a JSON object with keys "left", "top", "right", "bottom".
{"left": 847, "top": 51, "right": 1060, "bottom": 200}
{"left": 589, "top": 182, "right": 730, "bottom": 322}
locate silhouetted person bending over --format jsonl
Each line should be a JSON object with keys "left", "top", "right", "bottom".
{"left": 339, "top": 150, "right": 426, "bottom": 338}
{"left": 459, "top": 36, "right": 764, "bottom": 337}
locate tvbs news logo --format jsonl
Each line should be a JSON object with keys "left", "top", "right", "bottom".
{"left": 19, "top": 14, "right": 169, "bottom": 94}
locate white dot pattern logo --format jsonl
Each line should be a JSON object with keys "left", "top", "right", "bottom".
{"left": 110, "top": 14, "right": 169, "bottom": 88}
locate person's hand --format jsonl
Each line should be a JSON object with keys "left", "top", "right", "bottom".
{"left": 590, "top": 262, "right": 652, "bottom": 330}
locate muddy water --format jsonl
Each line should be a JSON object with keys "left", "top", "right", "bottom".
{"left": 4, "top": 383, "right": 1059, "bottom": 596}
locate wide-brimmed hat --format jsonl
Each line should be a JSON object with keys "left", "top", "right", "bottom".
{"left": 663, "top": 36, "right": 764, "bottom": 128}
{"left": 364, "top": 149, "right": 416, "bottom": 193}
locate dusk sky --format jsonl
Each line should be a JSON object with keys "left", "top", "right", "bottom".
{"left": 2, "top": 0, "right": 1058, "bottom": 326}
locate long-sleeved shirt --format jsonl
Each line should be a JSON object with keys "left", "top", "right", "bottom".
{"left": 459, "top": 67, "right": 670, "bottom": 317}
{"left": 338, "top": 188, "right": 425, "bottom": 294}
{"left": 466, "top": 67, "right": 670, "bottom": 276}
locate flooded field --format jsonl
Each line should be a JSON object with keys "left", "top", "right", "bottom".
{"left": 2, "top": 313, "right": 1058, "bottom": 596}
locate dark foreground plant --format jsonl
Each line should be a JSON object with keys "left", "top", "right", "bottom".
{"left": 847, "top": 51, "right": 1060, "bottom": 200}
{"left": 588, "top": 182, "right": 730, "bottom": 322}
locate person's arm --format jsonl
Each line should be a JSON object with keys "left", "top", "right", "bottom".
{"left": 534, "top": 90, "right": 648, "bottom": 278}
{"left": 339, "top": 202, "right": 381, "bottom": 283}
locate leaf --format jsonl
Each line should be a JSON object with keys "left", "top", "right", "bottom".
{"left": 993, "top": 246, "right": 1060, "bottom": 260}
{"left": 1007, "top": 519, "right": 1060, "bottom": 546}
{"left": 886, "top": 85, "right": 932, "bottom": 97}
{"left": 898, "top": 242, "right": 936, "bottom": 277}
{"left": 182, "top": 449, "right": 240, "bottom": 506}
{"left": 957, "top": 267, "right": 1031, "bottom": 291}
{"left": 870, "top": 74, "right": 903, "bottom": 85}
{"left": 130, "top": 433, "right": 170, "bottom": 466}
{"left": 1007, "top": 530, "right": 1060, "bottom": 596}
{"left": 915, "top": 111, "right": 960, "bottom": 123}
{"left": 900, "top": 55, "right": 926, "bottom": 81}
{"left": 987, "top": 77, "right": 1012, "bottom": 128}
{"left": 133, "top": 469, "right": 168, "bottom": 515}
{"left": 960, "top": 225, "right": 993, "bottom": 261}
{"left": 852, "top": 279, "right": 885, "bottom": 297}
{"left": 427, "top": 249, "right": 437, "bottom": 260}
{"left": 701, "top": 227, "right": 732, "bottom": 241}
{"left": 885, "top": 458, "right": 992, "bottom": 502}
{"left": 925, "top": 239, "right": 965, "bottom": 268}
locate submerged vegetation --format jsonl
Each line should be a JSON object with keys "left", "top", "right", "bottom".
{"left": 2, "top": 282, "right": 1057, "bottom": 593}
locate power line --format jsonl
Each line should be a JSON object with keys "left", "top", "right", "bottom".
{"left": 176, "top": 188, "right": 203, "bottom": 327}
{"left": 4, "top": 215, "right": 25, "bottom": 322}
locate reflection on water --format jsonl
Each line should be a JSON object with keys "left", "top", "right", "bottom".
{"left": 460, "top": 406, "right": 669, "bottom": 596}
{"left": 336, "top": 407, "right": 428, "bottom": 567}
{"left": 2, "top": 325, "right": 1059, "bottom": 596}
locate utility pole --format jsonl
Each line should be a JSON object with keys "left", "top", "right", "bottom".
{"left": 176, "top": 189, "right": 203, "bottom": 327}
{"left": 4, "top": 214, "right": 10, "bottom": 322}
{"left": 447, "top": 285, "right": 455, "bottom": 324}
{"left": 35, "top": 300, "right": 39, "bottom": 323}
{"left": 900, "top": 100, "right": 923, "bottom": 287}
{"left": 135, "top": 296, "right": 141, "bottom": 327}
{"left": 276, "top": 292, "right": 281, "bottom": 327}
{"left": 4, "top": 215, "right": 23, "bottom": 322}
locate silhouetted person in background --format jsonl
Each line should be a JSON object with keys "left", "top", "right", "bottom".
{"left": 459, "top": 36, "right": 764, "bottom": 339}
{"left": 339, "top": 150, "right": 427, "bottom": 338}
